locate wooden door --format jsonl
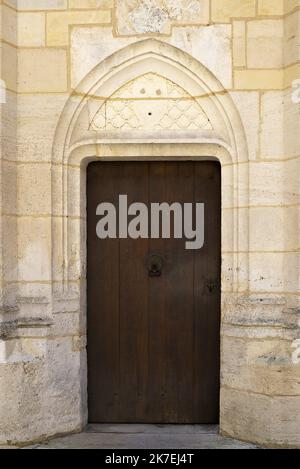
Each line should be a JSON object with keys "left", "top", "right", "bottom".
{"left": 87, "top": 161, "right": 221, "bottom": 424}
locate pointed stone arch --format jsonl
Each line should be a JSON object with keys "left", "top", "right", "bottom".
{"left": 53, "top": 38, "right": 248, "bottom": 164}
{"left": 52, "top": 37, "right": 249, "bottom": 324}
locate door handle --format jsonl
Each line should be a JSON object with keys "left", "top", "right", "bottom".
{"left": 147, "top": 254, "right": 163, "bottom": 277}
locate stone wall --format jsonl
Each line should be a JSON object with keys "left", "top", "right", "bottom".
{"left": 0, "top": 0, "right": 299, "bottom": 447}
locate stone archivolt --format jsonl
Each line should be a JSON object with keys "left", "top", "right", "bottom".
{"left": 90, "top": 73, "right": 213, "bottom": 131}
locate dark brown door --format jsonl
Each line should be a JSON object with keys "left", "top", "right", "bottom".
{"left": 87, "top": 161, "right": 221, "bottom": 424}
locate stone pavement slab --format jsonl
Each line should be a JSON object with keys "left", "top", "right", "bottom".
{"left": 25, "top": 425, "right": 258, "bottom": 449}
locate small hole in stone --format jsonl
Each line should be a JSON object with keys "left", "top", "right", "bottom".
{"left": 156, "top": 89, "right": 162, "bottom": 96}
{"left": 148, "top": 112, "right": 152, "bottom": 116}
{"left": 140, "top": 88, "right": 146, "bottom": 94}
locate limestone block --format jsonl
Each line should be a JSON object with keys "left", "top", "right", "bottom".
{"left": 211, "top": 0, "right": 256, "bottom": 23}
{"left": 67, "top": 218, "right": 86, "bottom": 281}
{"left": 249, "top": 160, "right": 300, "bottom": 207}
{"left": 249, "top": 252, "right": 300, "bottom": 293}
{"left": 17, "top": 163, "right": 51, "bottom": 216}
{"left": 17, "top": 217, "right": 52, "bottom": 282}
{"left": 46, "top": 10, "right": 111, "bottom": 47}
{"left": 234, "top": 70, "right": 283, "bottom": 90}
{"left": 17, "top": 0, "right": 67, "bottom": 10}
{"left": 0, "top": 282, "right": 18, "bottom": 308}
{"left": 222, "top": 293, "right": 294, "bottom": 325}
{"left": 16, "top": 297, "right": 52, "bottom": 319}
{"left": 115, "top": 0, "right": 210, "bottom": 36}
{"left": 221, "top": 335, "right": 300, "bottom": 396}
{"left": 67, "top": 166, "right": 84, "bottom": 218}
{"left": 42, "top": 338, "right": 86, "bottom": 430}
{"left": 52, "top": 163, "right": 83, "bottom": 217}
{"left": 222, "top": 209, "right": 234, "bottom": 253}
{"left": 232, "top": 21, "right": 246, "bottom": 67}
{"left": 1, "top": 160, "right": 17, "bottom": 214}
{"left": 220, "top": 165, "right": 234, "bottom": 210}
{"left": 71, "top": 27, "right": 135, "bottom": 88}
{"left": 2, "top": 217, "right": 18, "bottom": 282}
{"left": 221, "top": 387, "right": 300, "bottom": 447}
{"left": 2, "top": 0, "right": 18, "bottom": 8}
{"left": 1, "top": 4, "right": 17, "bottom": 45}
{"left": 249, "top": 207, "right": 299, "bottom": 251}
{"left": 69, "top": 0, "right": 114, "bottom": 7}
{"left": 17, "top": 94, "right": 68, "bottom": 162}
{"left": 1, "top": 43, "right": 17, "bottom": 91}
{"left": 50, "top": 312, "right": 83, "bottom": 337}
{"left": 283, "top": 90, "right": 300, "bottom": 158}
{"left": 221, "top": 252, "right": 249, "bottom": 293}
{"left": 229, "top": 163, "right": 249, "bottom": 208}
{"left": 260, "top": 91, "right": 284, "bottom": 159}
{"left": 18, "top": 12, "right": 45, "bottom": 47}
{"left": 18, "top": 49, "right": 68, "bottom": 93}
{"left": 51, "top": 165, "right": 63, "bottom": 218}
{"left": 16, "top": 282, "right": 53, "bottom": 304}
{"left": 258, "top": 0, "right": 284, "bottom": 16}
{"left": 0, "top": 338, "right": 85, "bottom": 445}
{"left": 223, "top": 208, "right": 249, "bottom": 252}
{"left": 0, "top": 90, "right": 17, "bottom": 154}
{"left": 167, "top": 25, "right": 232, "bottom": 89}
{"left": 52, "top": 279, "right": 83, "bottom": 303}
{"left": 284, "top": 10, "right": 300, "bottom": 66}
{"left": 72, "top": 335, "right": 87, "bottom": 352}
{"left": 71, "top": 23, "right": 232, "bottom": 90}
{"left": 52, "top": 289, "right": 82, "bottom": 314}
{"left": 247, "top": 20, "right": 283, "bottom": 69}
{"left": 51, "top": 217, "right": 64, "bottom": 281}
{"left": 284, "top": 0, "right": 300, "bottom": 14}
{"left": 0, "top": 337, "right": 46, "bottom": 362}
{"left": 0, "top": 360, "right": 44, "bottom": 444}
{"left": 230, "top": 92, "right": 260, "bottom": 161}
{"left": 284, "top": 63, "right": 300, "bottom": 89}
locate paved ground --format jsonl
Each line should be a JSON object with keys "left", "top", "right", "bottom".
{"left": 25, "top": 424, "right": 258, "bottom": 449}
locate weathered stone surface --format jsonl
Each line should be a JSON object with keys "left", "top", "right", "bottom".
{"left": 258, "top": 0, "right": 284, "bottom": 16}
{"left": 69, "top": 0, "right": 113, "bottom": 7}
{"left": 115, "top": 0, "right": 209, "bottom": 35}
{"left": 17, "top": 95, "right": 69, "bottom": 162}
{"left": 211, "top": 0, "right": 256, "bottom": 23}
{"left": 221, "top": 388, "right": 300, "bottom": 448}
{"left": 18, "top": 12, "right": 45, "bottom": 47}
{"left": 24, "top": 424, "right": 259, "bottom": 449}
{"left": 46, "top": 10, "right": 111, "bottom": 46}
{"left": 230, "top": 91, "right": 259, "bottom": 160}
{"left": 18, "top": 0, "right": 67, "bottom": 10}
{"left": 284, "top": 10, "right": 300, "bottom": 66}
{"left": 247, "top": 20, "right": 283, "bottom": 69}
{"left": 71, "top": 24, "right": 232, "bottom": 89}
{"left": 18, "top": 49, "right": 68, "bottom": 93}
{"left": 233, "top": 21, "right": 246, "bottom": 67}
{"left": 166, "top": 25, "right": 232, "bottom": 89}
{"left": 221, "top": 335, "right": 300, "bottom": 396}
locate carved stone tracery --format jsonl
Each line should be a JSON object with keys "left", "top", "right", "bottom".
{"left": 90, "top": 73, "right": 213, "bottom": 132}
